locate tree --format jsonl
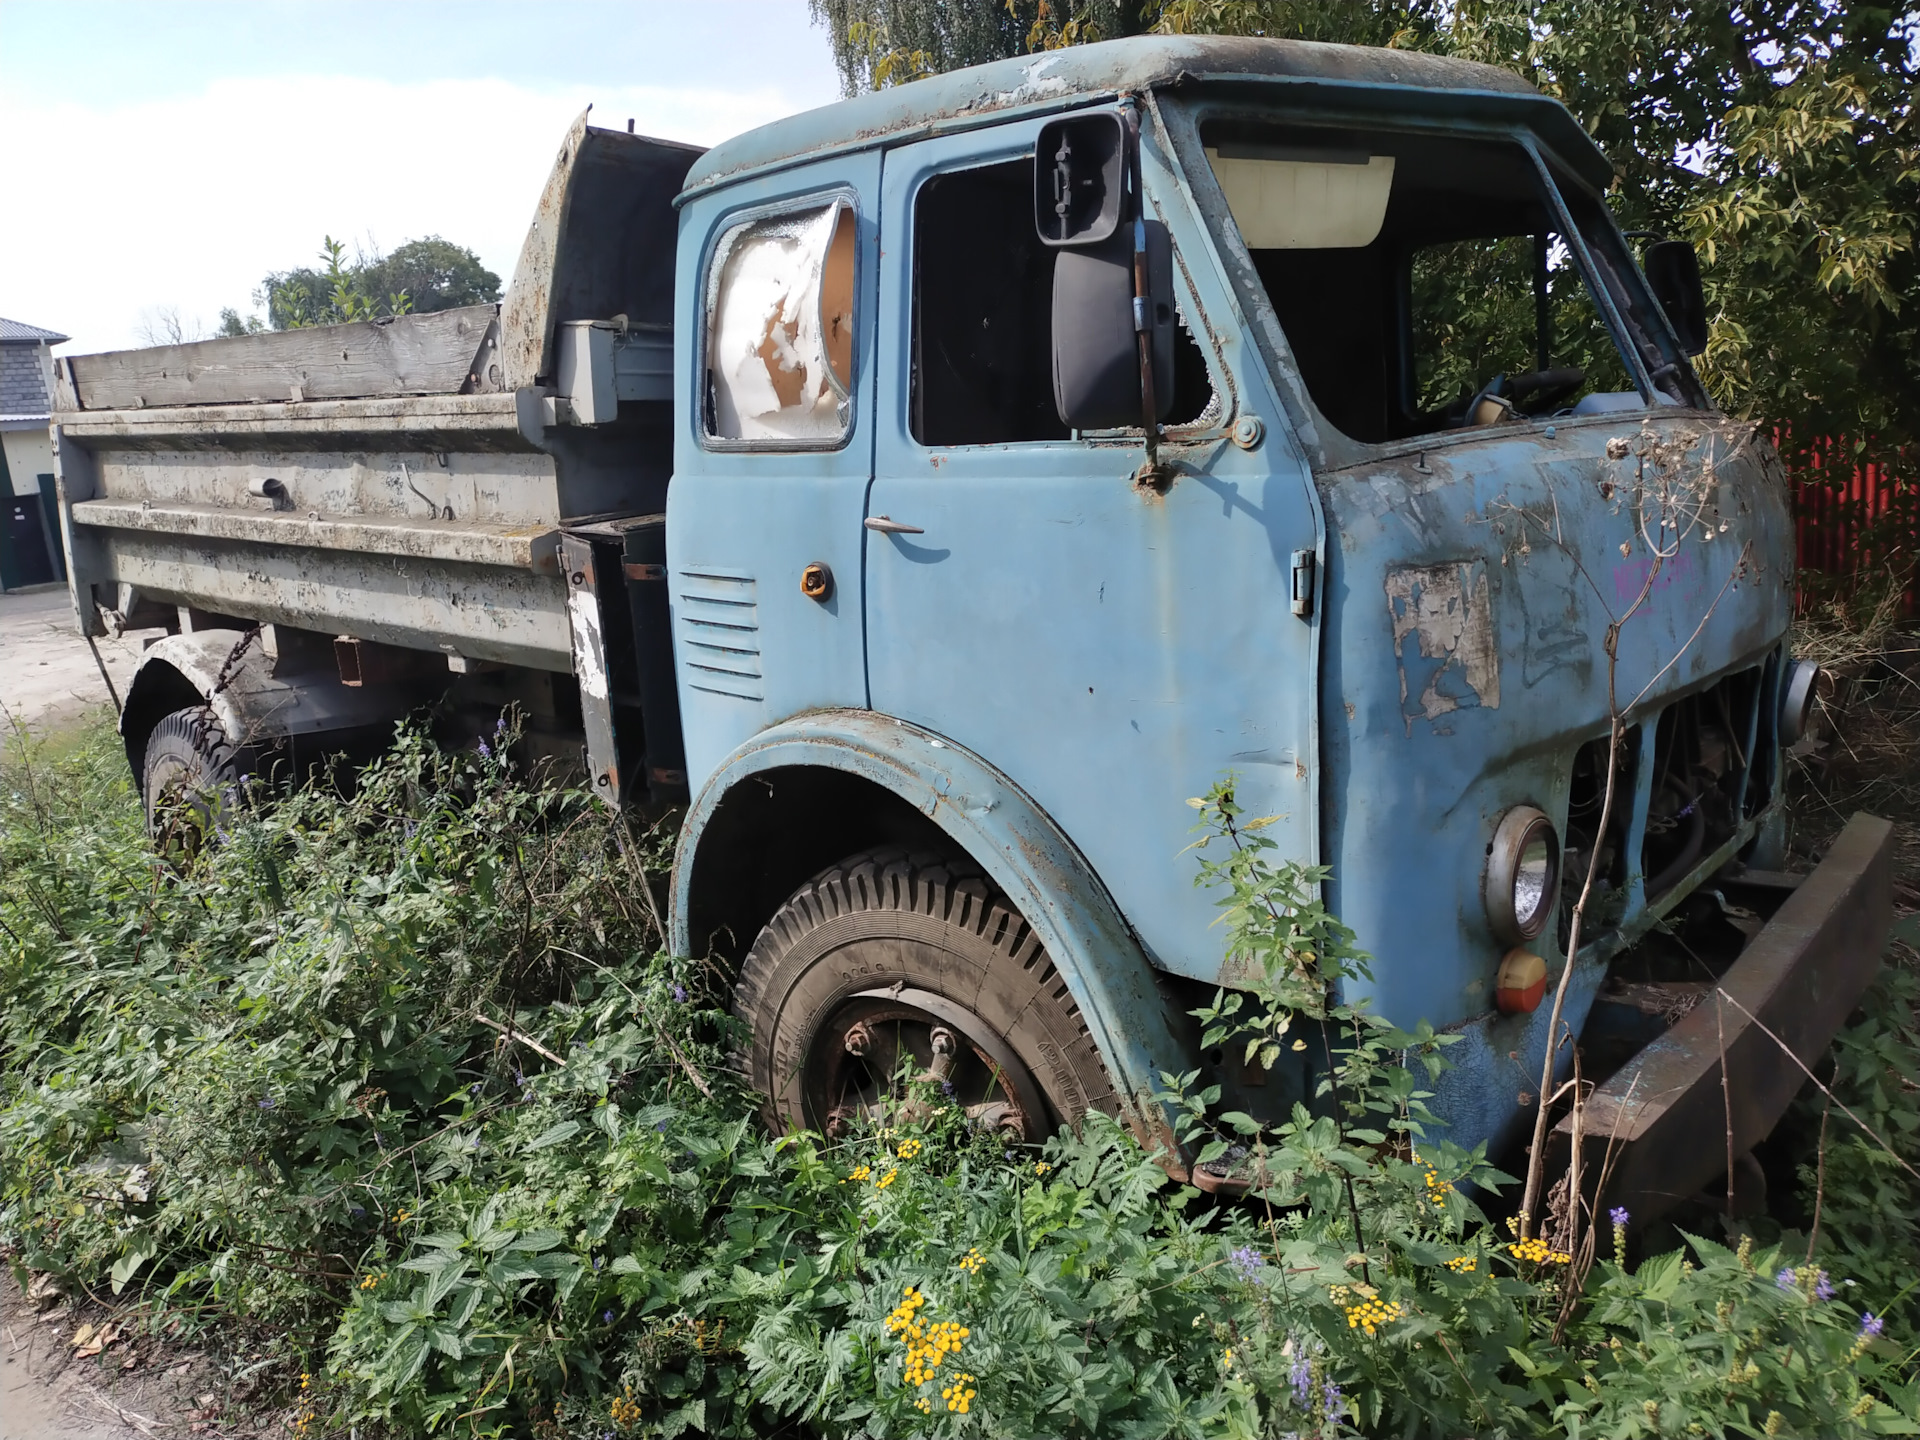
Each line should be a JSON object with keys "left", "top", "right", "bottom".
{"left": 134, "top": 305, "right": 205, "bottom": 347}
{"left": 254, "top": 236, "right": 499, "bottom": 330}
{"left": 358, "top": 238, "right": 502, "bottom": 316}
{"left": 811, "top": 0, "right": 1917, "bottom": 499}
{"left": 216, "top": 308, "right": 266, "bottom": 337}
{"left": 808, "top": 0, "right": 1152, "bottom": 91}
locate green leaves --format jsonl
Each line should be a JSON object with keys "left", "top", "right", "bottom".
{"left": 8, "top": 724, "right": 1916, "bottom": 1437}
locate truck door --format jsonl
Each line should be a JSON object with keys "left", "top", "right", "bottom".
{"left": 864, "top": 121, "right": 1324, "bottom": 982}
{"left": 670, "top": 155, "right": 879, "bottom": 792}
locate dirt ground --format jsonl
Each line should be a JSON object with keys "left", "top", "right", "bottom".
{"left": 0, "top": 585, "right": 161, "bottom": 736}
{"left": 1, "top": 1272, "right": 270, "bottom": 1439}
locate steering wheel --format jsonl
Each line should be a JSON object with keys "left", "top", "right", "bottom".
{"left": 1452, "top": 366, "right": 1587, "bottom": 428}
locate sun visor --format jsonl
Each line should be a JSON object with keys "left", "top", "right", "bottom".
{"left": 1205, "top": 146, "right": 1395, "bottom": 250}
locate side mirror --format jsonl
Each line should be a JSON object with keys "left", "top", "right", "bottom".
{"left": 1034, "top": 109, "right": 1174, "bottom": 431}
{"left": 1643, "top": 238, "right": 1708, "bottom": 357}
{"left": 1052, "top": 221, "right": 1175, "bottom": 431}
{"left": 1034, "top": 113, "right": 1126, "bottom": 247}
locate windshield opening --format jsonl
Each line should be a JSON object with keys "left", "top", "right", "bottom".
{"left": 1199, "top": 119, "right": 1672, "bottom": 445}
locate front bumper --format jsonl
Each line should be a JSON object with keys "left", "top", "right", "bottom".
{"left": 1556, "top": 812, "right": 1894, "bottom": 1224}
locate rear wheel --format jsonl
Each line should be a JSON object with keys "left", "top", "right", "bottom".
{"left": 733, "top": 849, "right": 1115, "bottom": 1140}
{"left": 141, "top": 706, "right": 253, "bottom": 853}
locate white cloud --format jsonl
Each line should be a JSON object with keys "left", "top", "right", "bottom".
{"left": 0, "top": 74, "right": 808, "bottom": 354}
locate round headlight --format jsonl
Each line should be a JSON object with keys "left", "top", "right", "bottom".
{"left": 1779, "top": 659, "right": 1820, "bottom": 748}
{"left": 1485, "top": 805, "right": 1561, "bottom": 945}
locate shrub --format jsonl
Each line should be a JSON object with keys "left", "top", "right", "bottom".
{"left": 2, "top": 724, "right": 1913, "bottom": 1436}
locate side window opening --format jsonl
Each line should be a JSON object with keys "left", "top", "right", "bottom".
{"left": 910, "top": 158, "right": 1215, "bottom": 448}
{"left": 1203, "top": 123, "right": 1660, "bottom": 444}
{"left": 704, "top": 199, "right": 856, "bottom": 443}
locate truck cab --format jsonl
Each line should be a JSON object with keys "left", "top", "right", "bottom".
{"left": 665, "top": 36, "right": 1813, "bottom": 1166}
{"left": 53, "top": 37, "right": 1884, "bottom": 1217}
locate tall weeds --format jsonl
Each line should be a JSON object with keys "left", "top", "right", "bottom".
{"left": 2, "top": 721, "right": 1913, "bottom": 1437}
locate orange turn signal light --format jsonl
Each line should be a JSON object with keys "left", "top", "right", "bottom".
{"left": 1496, "top": 948, "right": 1548, "bottom": 1014}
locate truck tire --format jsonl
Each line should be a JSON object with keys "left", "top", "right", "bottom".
{"left": 141, "top": 706, "right": 252, "bottom": 851}
{"left": 733, "top": 848, "right": 1116, "bottom": 1141}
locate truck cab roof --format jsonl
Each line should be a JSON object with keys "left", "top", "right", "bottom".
{"left": 681, "top": 34, "right": 1612, "bottom": 199}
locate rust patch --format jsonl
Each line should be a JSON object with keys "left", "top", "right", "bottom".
{"left": 1386, "top": 559, "right": 1500, "bottom": 735}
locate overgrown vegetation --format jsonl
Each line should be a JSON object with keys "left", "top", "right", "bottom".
{"left": 1789, "top": 571, "right": 1920, "bottom": 855}
{"left": 2, "top": 719, "right": 1916, "bottom": 1436}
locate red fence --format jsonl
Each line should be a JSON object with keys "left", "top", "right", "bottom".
{"left": 1785, "top": 437, "right": 1916, "bottom": 619}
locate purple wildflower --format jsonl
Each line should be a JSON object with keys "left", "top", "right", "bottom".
{"left": 593, "top": 1255, "right": 603, "bottom": 1270}
{"left": 477, "top": 740, "right": 491, "bottom": 760}
{"left": 258, "top": 1096, "right": 275, "bottom": 1109}
{"left": 672, "top": 984, "right": 687, "bottom": 1004}
{"left": 1861, "top": 1313, "right": 1884, "bottom": 1339}
{"left": 1322, "top": 1380, "right": 1343, "bottom": 1421}
{"left": 1609, "top": 1206, "right": 1629, "bottom": 1225}
{"left": 941, "top": 1080, "right": 955, "bottom": 1098}
{"left": 654, "top": 1119, "right": 669, "bottom": 1133}
{"left": 1230, "top": 1245, "right": 1263, "bottom": 1283}
{"left": 603, "top": 1308, "right": 614, "bottom": 1324}
{"left": 1289, "top": 1351, "right": 1312, "bottom": 1409}
{"left": 1814, "top": 1270, "right": 1834, "bottom": 1301}
{"left": 495, "top": 716, "right": 508, "bottom": 737}
{"left": 1777, "top": 1267, "right": 1796, "bottom": 1290}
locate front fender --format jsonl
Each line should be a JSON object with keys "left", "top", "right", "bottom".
{"left": 672, "top": 710, "right": 1191, "bottom": 1134}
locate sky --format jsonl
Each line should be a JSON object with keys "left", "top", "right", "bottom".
{"left": 0, "top": 1, "right": 845, "bottom": 355}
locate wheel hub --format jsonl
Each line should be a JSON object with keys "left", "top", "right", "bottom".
{"left": 804, "top": 987, "right": 1049, "bottom": 1143}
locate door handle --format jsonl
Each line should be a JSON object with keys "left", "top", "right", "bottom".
{"left": 864, "top": 515, "right": 925, "bottom": 535}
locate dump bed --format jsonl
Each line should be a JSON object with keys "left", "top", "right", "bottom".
{"left": 50, "top": 116, "right": 699, "bottom": 675}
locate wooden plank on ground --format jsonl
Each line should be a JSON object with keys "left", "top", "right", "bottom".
{"left": 59, "top": 306, "right": 500, "bottom": 410}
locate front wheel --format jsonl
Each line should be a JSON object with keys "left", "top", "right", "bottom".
{"left": 733, "top": 849, "right": 1115, "bottom": 1141}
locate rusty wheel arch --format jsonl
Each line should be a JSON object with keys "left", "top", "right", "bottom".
{"left": 671, "top": 711, "right": 1193, "bottom": 1145}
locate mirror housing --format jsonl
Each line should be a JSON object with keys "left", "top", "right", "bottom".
{"left": 1035, "top": 112, "right": 1127, "bottom": 247}
{"left": 1052, "top": 221, "right": 1175, "bottom": 431}
{"left": 1644, "top": 238, "right": 1708, "bottom": 357}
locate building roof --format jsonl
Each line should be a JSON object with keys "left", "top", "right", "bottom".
{"left": 0, "top": 328, "right": 57, "bottom": 422}
{"left": 0, "top": 317, "right": 70, "bottom": 345}
{"left": 683, "top": 35, "right": 1608, "bottom": 197}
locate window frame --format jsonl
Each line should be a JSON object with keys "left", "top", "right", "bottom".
{"left": 1168, "top": 94, "right": 1712, "bottom": 461}
{"left": 902, "top": 141, "right": 1232, "bottom": 453}
{"left": 695, "top": 185, "right": 863, "bottom": 455}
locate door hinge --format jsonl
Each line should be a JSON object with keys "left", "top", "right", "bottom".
{"left": 1290, "top": 549, "right": 1316, "bottom": 619}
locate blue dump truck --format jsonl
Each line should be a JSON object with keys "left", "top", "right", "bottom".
{"left": 50, "top": 37, "right": 1890, "bottom": 1221}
